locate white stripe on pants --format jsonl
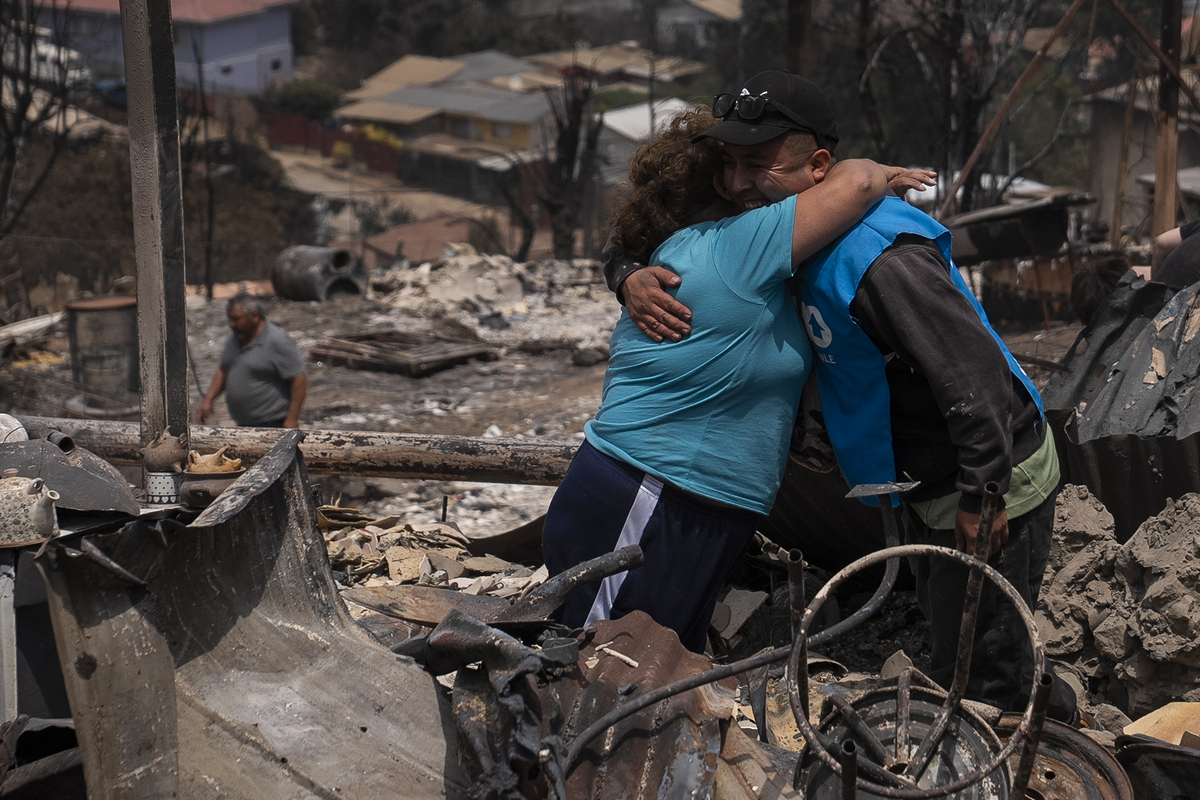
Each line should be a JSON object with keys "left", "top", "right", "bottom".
{"left": 584, "top": 474, "right": 663, "bottom": 627}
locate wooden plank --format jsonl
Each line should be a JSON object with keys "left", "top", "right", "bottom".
{"left": 15, "top": 416, "right": 577, "bottom": 485}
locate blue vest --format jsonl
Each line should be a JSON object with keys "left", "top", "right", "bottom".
{"left": 796, "top": 196, "right": 1044, "bottom": 506}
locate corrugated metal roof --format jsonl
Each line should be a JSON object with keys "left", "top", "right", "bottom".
{"left": 450, "top": 49, "right": 540, "bottom": 83}
{"left": 345, "top": 55, "right": 463, "bottom": 101}
{"left": 69, "top": 0, "right": 295, "bottom": 23}
{"left": 1087, "top": 70, "right": 1200, "bottom": 124}
{"left": 528, "top": 44, "right": 704, "bottom": 82}
{"left": 380, "top": 84, "right": 550, "bottom": 124}
{"left": 333, "top": 99, "right": 439, "bottom": 125}
{"left": 688, "top": 0, "right": 742, "bottom": 22}
{"left": 603, "top": 97, "right": 690, "bottom": 141}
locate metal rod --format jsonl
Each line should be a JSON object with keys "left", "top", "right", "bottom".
{"left": 1010, "top": 672, "right": 1054, "bottom": 799}
{"left": 786, "top": 549, "right": 810, "bottom": 723}
{"left": 841, "top": 739, "right": 859, "bottom": 800}
{"left": 896, "top": 667, "right": 912, "bottom": 765}
{"left": 904, "top": 483, "right": 1001, "bottom": 781}
{"left": 935, "top": 0, "right": 1089, "bottom": 220}
{"left": 14, "top": 416, "right": 577, "bottom": 485}
{"left": 120, "top": 0, "right": 190, "bottom": 461}
{"left": 809, "top": 499, "right": 901, "bottom": 648}
{"left": 792, "top": 542, "right": 1046, "bottom": 799}
{"left": 826, "top": 694, "right": 892, "bottom": 768}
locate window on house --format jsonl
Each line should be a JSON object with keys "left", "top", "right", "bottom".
{"left": 220, "top": 65, "right": 232, "bottom": 75}
{"left": 270, "top": 59, "right": 281, "bottom": 71}
{"left": 492, "top": 122, "right": 510, "bottom": 139}
{"left": 449, "top": 117, "right": 478, "bottom": 140}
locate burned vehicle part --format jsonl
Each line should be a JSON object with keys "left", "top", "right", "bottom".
{"left": 791, "top": 487, "right": 1053, "bottom": 799}
{"left": 995, "top": 716, "right": 1134, "bottom": 800}
{"left": 273, "top": 245, "right": 368, "bottom": 301}
{"left": 1114, "top": 734, "right": 1200, "bottom": 800}
{"left": 35, "top": 431, "right": 469, "bottom": 798}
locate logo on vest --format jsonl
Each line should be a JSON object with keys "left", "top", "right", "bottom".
{"left": 801, "top": 303, "right": 833, "bottom": 349}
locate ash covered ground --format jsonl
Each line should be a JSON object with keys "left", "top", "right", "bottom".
{"left": 1, "top": 257, "right": 1096, "bottom": 684}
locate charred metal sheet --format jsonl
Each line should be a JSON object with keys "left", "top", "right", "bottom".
{"left": 36, "top": 430, "right": 469, "bottom": 798}
{"left": 0, "top": 440, "right": 138, "bottom": 517}
{"left": 995, "top": 716, "right": 1133, "bottom": 800}
{"left": 543, "top": 611, "right": 737, "bottom": 798}
{"left": 1045, "top": 277, "right": 1200, "bottom": 441}
{"left": 425, "top": 609, "right": 555, "bottom": 797}
{"left": 1115, "top": 734, "right": 1200, "bottom": 800}
{"left": 942, "top": 194, "right": 1091, "bottom": 266}
{"left": 1040, "top": 275, "right": 1200, "bottom": 540}
{"left": 1048, "top": 410, "right": 1200, "bottom": 542}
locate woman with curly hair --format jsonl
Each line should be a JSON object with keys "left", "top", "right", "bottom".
{"left": 542, "top": 106, "right": 929, "bottom": 652}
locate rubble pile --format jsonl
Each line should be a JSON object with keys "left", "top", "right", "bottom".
{"left": 1039, "top": 485, "right": 1200, "bottom": 718}
{"left": 319, "top": 502, "right": 548, "bottom": 596}
{"left": 373, "top": 255, "right": 620, "bottom": 352}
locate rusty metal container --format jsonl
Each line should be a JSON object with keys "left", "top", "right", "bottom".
{"left": 64, "top": 295, "right": 139, "bottom": 415}
{"left": 272, "top": 246, "right": 367, "bottom": 302}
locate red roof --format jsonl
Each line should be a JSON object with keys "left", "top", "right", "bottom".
{"left": 69, "top": 0, "right": 295, "bottom": 23}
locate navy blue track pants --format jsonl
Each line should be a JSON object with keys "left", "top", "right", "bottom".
{"left": 542, "top": 440, "right": 759, "bottom": 653}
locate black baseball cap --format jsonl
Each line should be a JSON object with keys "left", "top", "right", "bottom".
{"left": 696, "top": 71, "right": 839, "bottom": 150}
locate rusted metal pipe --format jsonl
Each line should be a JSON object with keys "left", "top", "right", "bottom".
{"left": 841, "top": 739, "right": 858, "bottom": 800}
{"left": 903, "top": 483, "right": 1000, "bottom": 782}
{"left": 13, "top": 417, "right": 577, "bottom": 485}
{"left": 1009, "top": 671, "right": 1054, "bottom": 800}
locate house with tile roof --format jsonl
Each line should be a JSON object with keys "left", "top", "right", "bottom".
{"left": 57, "top": 0, "right": 296, "bottom": 93}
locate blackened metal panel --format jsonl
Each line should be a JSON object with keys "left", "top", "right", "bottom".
{"left": 38, "top": 431, "right": 469, "bottom": 798}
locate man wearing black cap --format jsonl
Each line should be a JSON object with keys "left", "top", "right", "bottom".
{"left": 604, "top": 71, "right": 1070, "bottom": 719}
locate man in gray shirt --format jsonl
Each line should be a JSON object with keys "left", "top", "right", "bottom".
{"left": 198, "top": 294, "right": 307, "bottom": 428}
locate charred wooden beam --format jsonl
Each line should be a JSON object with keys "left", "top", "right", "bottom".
{"left": 15, "top": 417, "right": 577, "bottom": 485}
{"left": 120, "top": 0, "right": 190, "bottom": 454}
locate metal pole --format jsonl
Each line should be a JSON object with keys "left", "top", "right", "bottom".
{"left": 119, "top": 0, "right": 190, "bottom": 466}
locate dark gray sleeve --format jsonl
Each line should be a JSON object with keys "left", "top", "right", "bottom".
{"left": 219, "top": 334, "right": 238, "bottom": 372}
{"left": 850, "top": 241, "right": 1014, "bottom": 510}
{"left": 272, "top": 330, "right": 306, "bottom": 379}
{"left": 601, "top": 232, "right": 646, "bottom": 302}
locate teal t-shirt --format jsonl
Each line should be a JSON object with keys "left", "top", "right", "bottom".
{"left": 586, "top": 196, "right": 811, "bottom": 514}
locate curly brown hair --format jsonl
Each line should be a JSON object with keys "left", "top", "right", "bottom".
{"left": 609, "top": 106, "right": 734, "bottom": 265}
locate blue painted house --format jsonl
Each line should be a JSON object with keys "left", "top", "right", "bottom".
{"left": 61, "top": 0, "right": 295, "bottom": 94}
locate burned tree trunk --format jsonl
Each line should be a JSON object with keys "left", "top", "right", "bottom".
{"left": 542, "top": 74, "right": 603, "bottom": 260}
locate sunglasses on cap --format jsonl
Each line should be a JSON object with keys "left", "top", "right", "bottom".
{"left": 713, "top": 90, "right": 815, "bottom": 131}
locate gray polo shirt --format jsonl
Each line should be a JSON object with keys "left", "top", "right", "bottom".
{"left": 220, "top": 322, "right": 305, "bottom": 426}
